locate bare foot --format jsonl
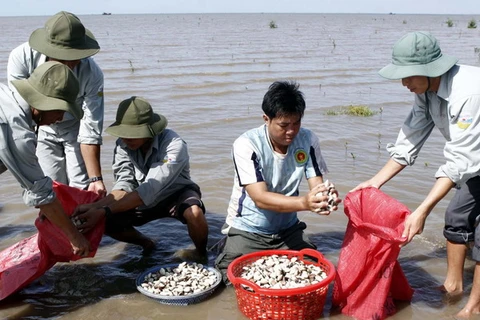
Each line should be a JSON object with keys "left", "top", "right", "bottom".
{"left": 456, "top": 307, "right": 480, "bottom": 319}
{"left": 173, "top": 248, "right": 207, "bottom": 264}
{"left": 140, "top": 238, "right": 156, "bottom": 255}
{"left": 439, "top": 284, "right": 463, "bottom": 296}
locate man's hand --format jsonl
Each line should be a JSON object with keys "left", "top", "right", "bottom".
{"left": 306, "top": 184, "right": 330, "bottom": 215}
{"left": 350, "top": 179, "right": 379, "bottom": 192}
{"left": 400, "top": 209, "right": 428, "bottom": 246}
{"left": 88, "top": 180, "right": 107, "bottom": 197}
{"left": 72, "top": 207, "right": 106, "bottom": 233}
{"left": 69, "top": 232, "right": 92, "bottom": 257}
{"left": 73, "top": 202, "right": 95, "bottom": 216}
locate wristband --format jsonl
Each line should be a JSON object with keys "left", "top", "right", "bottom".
{"left": 103, "top": 206, "right": 112, "bottom": 218}
{"left": 89, "top": 176, "right": 103, "bottom": 183}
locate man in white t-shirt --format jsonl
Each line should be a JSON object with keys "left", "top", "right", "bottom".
{"left": 215, "top": 81, "right": 341, "bottom": 283}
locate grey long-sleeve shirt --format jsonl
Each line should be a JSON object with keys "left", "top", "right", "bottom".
{"left": 387, "top": 64, "right": 480, "bottom": 185}
{"left": 7, "top": 42, "right": 104, "bottom": 145}
{"left": 0, "top": 84, "right": 54, "bottom": 206}
{"left": 112, "top": 129, "right": 199, "bottom": 209}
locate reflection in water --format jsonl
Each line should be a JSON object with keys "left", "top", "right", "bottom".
{"left": 0, "top": 12, "right": 479, "bottom": 319}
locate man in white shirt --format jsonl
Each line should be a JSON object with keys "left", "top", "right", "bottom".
{"left": 215, "top": 81, "right": 341, "bottom": 283}
{"left": 352, "top": 31, "right": 480, "bottom": 318}
{"left": 8, "top": 11, "right": 106, "bottom": 196}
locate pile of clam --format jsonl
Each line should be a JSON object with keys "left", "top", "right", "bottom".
{"left": 240, "top": 255, "right": 327, "bottom": 290}
{"left": 315, "top": 179, "right": 338, "bottom": 213}
{"left": 140, "top": 262, "right": 218, "bottom": 296}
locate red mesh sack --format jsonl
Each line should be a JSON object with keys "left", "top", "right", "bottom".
{"left": 332, "top": 187, "right": 414, "bottom": 320}
{"left": 0, "top": 182, "right": 104, "bottom": 300}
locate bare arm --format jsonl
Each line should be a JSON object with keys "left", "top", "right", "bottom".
{"left": 402, "top": 177, "right": 455, "bottom": 244}
{"left": 38, "top": 197, "right": 91, "bottom": 256}
{"left": 73, "top": 189, "right": 145, "bottom": 233}
{"left": 245, "top": 181, "right": 328, "bottom": 213}
{"left": 351, "top": 158, "right": 406, "bottom": 191}
{"left": 80, "top": 143, "right": 106, "bottom": 196}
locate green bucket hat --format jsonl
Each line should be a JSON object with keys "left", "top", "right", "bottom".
{"left": 11, "top": 61, "right": 83, "bottom": 120}
{"left": 106, "top": 96, "right": 168, "bottom": 139}
{"left": 379, "top": 31, "right": 458, "bottom": 80}
{"left": 29, "top": 11, "right": 100, "bottom": 61}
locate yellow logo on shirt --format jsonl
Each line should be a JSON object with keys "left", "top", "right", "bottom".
{"left": 457, "top": 115, "right": 472, "bottom": 129}
{"left": 294, "top": 149, "right": 308, "bottom": 164}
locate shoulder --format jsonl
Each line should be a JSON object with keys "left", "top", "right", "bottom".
{"left": 79, "top": 57, "right": 104, "bottom": 76}
{"left": 10, "top": 42, "right": 33, "bottom": 55}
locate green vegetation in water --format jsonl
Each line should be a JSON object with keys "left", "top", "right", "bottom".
{"left": 446, "top": 18, "right": 454, "bottom": 27}
{"left": 468, "top": 19, "right": 477, "bottom": 29}
{"left": 325, "top": 105, "right": 378, "bottom": 117}
{"left": 269, "top": 20, "right": 278, "bottom": 29}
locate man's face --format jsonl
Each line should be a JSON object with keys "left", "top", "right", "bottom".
{"left": 121, "top": 137, "right": 151, "bottom": 150}
{"left": 264, "top": 113, "right": 301, "bottom": 153}
{"left": 33, "top": 110, "right": 65, "bottom": 125}
{"left": 401, "top": 76, "right": 429, "bottom": 94}
{"left": 48, "top": 58, "right": 81, "bottom": 70}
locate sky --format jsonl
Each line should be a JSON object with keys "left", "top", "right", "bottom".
{"left": 2, "top": 0, "right": 479, "bottom": 17}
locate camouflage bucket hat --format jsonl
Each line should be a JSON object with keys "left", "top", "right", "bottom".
{"left": 11, "top": 61, "right": 83, "bottom": 119}
{"left": 379, "top": 31, "right": 458, "bottom": 80}
{"left": 106, "top": 96, "right": 168, "bottom": 139}
{"left": 29, "top": 11, "right": 100, "bottom": 61}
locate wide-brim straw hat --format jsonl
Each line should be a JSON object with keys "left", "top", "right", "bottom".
{"left": 106, "top": 96, "right": 168, "bottom": 139}
{"left": 11, "top": 61, "right": 83, "bottom": 119}
{"left": 29, "top": 11, "right": 100, "bottom": 61}
{"left": 379, "top": 31, "right": 458, "bottom": 80}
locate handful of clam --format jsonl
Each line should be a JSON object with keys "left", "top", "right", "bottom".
{"left": 315, "top": 179, "right": 337, "bottom": 213}
{"left": 240, "top": 254, "right": 327, "bottom": 290}
{"left": 139, "top": 262, "right": 219, "bottom": 297}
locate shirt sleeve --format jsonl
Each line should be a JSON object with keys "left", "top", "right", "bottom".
{"left": 135, "top": 136, "right": 189, "bottom": 206}
{"left": 112, "top": 142, "right": 139, "bottom": 193}
{"left": 305, "top": 130, "right": 328, "bottom": 179}
{"left": 76, "top": 58, "right": 104, "bottom": 145}
{"left": 386, "top": 94, "right": 435, "bottom": 166}
{"left": 232, "top": 136, "right": 264, "bottom": 186}
{"left": 0, "top": 122, "right": 54, "bottom": 207}
{"left": 438, "top": 95, "right": 480, "bottom": 184}
{"left": 7, "top": 43, "right": 32, "bottom": 86}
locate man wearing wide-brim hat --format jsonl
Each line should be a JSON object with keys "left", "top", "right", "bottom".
{"left": 8, "top": 11, "right": 106, "bottom": 196}
{"left": 0, "top": 61, "right": 90, "bottom": 257}
{"left": 73, "top": 96, "right": 209, "bottom": 262}
{"left": 351, "top": 31, "right": 480, "bottom": 317}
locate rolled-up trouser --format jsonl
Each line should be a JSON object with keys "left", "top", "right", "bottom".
{"left": 443, "top": 176, "right": 480, "bottom": 260}
{"left": 214, "top": 221, "right": 316, "bottom": 285}
{"left": 36, "top": 125, "right": 89, "bottom": 189}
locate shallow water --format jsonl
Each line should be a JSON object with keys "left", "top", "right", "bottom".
{"left": 0, "top": 12, "right": 480, "bottom": 319}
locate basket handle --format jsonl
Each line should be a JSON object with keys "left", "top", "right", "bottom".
{"left": 299, "top": 248, "right": 324, "bottom": 262}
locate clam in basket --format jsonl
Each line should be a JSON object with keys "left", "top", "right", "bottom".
{"left": 227, "top": 249, "right": 335, "bottom": 320}
{"left": 136, "top": 262, "right": 222, "bottom": 306}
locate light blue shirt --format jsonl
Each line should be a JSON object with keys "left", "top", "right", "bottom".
{"left": 112, "top": 129, "right": 199, "bottom": 209}
{"left": 387, "top": 65, "right": 480, "bottom": 184}
{"left": 7, "top": 42, "right": 104, "bottom": 145}
{"left": 228, "top": 125, "right": 328, "bottom": 234}
{"left": 0, "top": 84, "right": 54, "bottom": 206}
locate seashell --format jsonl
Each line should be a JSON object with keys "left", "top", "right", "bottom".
{"left": 140, "top": 262, "right": 219, "bottom": 296}
{"left": 240, "top": 255, "right": 328, "bottom": 291}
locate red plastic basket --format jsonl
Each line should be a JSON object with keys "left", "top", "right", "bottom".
{"left": 227, "top": 249, "right": 335, "bottom": 320}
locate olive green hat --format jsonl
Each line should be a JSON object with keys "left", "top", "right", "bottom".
{"left": 11, "top": 61, "right": 83, "bottom": 119}
{"left": 29, "top": 11, "right": 100, "bottom": 61}
{"left": 379, "top": 31, "right": 458, "bottom": 80}
{"left": 106, "top": 96, "right": 168, "bottom": 139}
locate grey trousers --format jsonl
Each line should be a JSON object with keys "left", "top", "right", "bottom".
{"left": 214, "top": 221, "right": 316, "bottom": 285}
{"left": 36, "top": 126, "right": 89, "bottom": 189}
{"left": 443, "top": 176, "right": 480, "bottom": 260}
